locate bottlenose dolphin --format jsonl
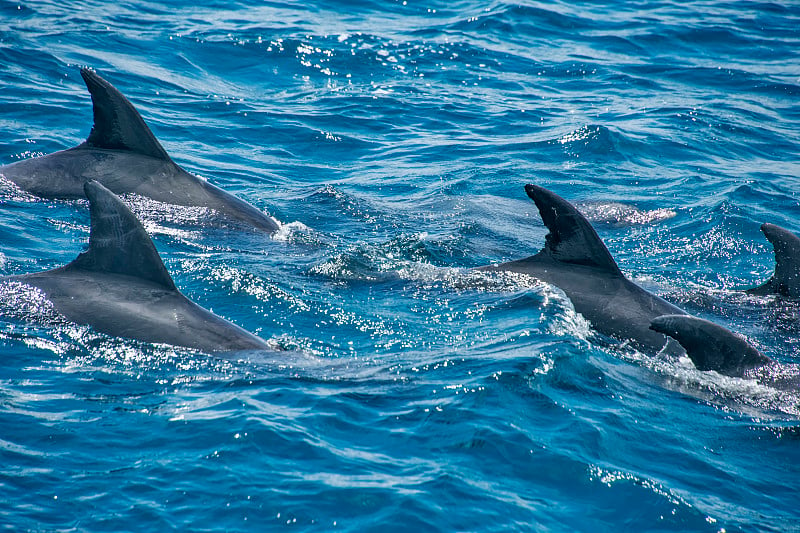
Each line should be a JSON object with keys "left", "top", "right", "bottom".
{"left": 1, "top": 181, "right": 269, "bottom": 353}
{"left": 650, "top": 315, "right": 800, "bottom": 390}
{"left": 479, "top": 184, "right": 688, "bottom": 353}
{"left": 0, "top": 68, "right": 279, "bottom": 233}
{"left": 650, "top": 315, "right": 770, "bottom": 377}
{"left": 746, "top": 223, "right": 800, "bottom": 298}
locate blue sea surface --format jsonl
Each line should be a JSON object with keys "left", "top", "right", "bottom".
{"left": 1, "top": 0, "right": 800, "bottom": 530}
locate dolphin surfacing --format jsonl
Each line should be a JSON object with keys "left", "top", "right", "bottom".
{"left": 1, "top": 181, "right": 270, "bottom": 353}
{"left": 479, "top": 184, "right": 688, "bottom": 353}
{"left": 746, "top": 223, "right": 800, "bottom": 298}
{"left": 648, "top": 314, "right": 800, "bottom": 392}
{"left": 0, "top": 68, "right": 279, "bottom": 234}
{"left": 649, "top": 315, "right": 771, "bottom": 377}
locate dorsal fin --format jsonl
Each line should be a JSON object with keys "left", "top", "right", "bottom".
{"left": 66, "top": 180, "right": 177, "bottom": 290}
{"left": 78, "top": 68, "right": 170, "bottom": 161}
{"left": 747, "top": 223, "right": 800, "bottom": 298}
{"left": 649, "top": 315, "right": 770, "bottom": 377}
{"left": 524, "top": 184, "right": 622, "bottom": 275}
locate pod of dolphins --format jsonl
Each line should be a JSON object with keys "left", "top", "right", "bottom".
{"left": 1, "top": 68, "right": 797, "bottom": 391}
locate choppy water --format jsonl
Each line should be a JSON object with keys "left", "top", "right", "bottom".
{"left": 1, "top": 1, "right": 800, "bottom": 530}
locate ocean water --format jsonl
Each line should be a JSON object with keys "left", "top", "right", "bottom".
{"left": 1, "top": 0, "right": 800, "bottom": 530}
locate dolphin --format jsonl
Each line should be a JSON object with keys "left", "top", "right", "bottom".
{"left": 649, "top": 315, "right": 800, "bottom": 391}
{"left": 0, "top": 68, "right": 280, "bottom": 233}
{"left": 1, "top": 180, "right": 270, "bottom": 353}
{"left": 479, "top": 184, "right": 688, "bottom": 353}
{"left": 746, "top": 223, "right": 800, "bottom": 298}
{"left": 649, "top": 315, "right": 770, "bottom": 377}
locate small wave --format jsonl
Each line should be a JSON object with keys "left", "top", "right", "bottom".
{"left": 576, "top": 201, "right": 676, "bottom": 227}
{"left": 310, "top": 232, "right": 434, "bottom": 282}
{"left": 553, "top": 125, "right": 622, "bottom": 160}
{"left": 271, "top": 220, "right": 312, "bottom": 243}
{"left": 308, "top": 184, "right": 389, "bottom": 226}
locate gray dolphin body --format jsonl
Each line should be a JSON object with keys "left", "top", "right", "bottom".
{"left": 746, "top": 223, "right": 800, "bottom": 298}
{"left": 1, "top": 181, "right": 269, "bottom": 353}
{"left": 649, "top": 315, "right": 800, "bottom": 390}
{"left": 0, "top": 68, "right": 279, "bottom": 233}
{"left": 479, "top": 184, "right": 687, "bottom": 354}
{"left": 639, "top": 222, "right": 798, "bottom": 385}
{"left": 650, "top": 315, "right": 770, "bottom": 377}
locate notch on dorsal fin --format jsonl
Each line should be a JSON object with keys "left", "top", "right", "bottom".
{"left": 747, "top": 223, "right": 800, "bottom": 298}
{"left": 650, "top": 315, "right": 770, "bottom": 377}
{"left": 66, "top": 180, "right": 177, "bottom": 291}
{"left": 78, "top": 68, "right": 170, "bottom": 161}
{"left": 524, "top": 184, "right": 622, "bottom": 275}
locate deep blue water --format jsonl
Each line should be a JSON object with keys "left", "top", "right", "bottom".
{"left": 1, "top": 1, "right": 800, "bottom": 530}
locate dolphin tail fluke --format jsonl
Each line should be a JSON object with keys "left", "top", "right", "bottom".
{"left": 523, "top": 184, "right": 622, "bottom": 275}
{"left": 746, "top": 223, "right": 800, "bottom": 298}
{"left": 66, "top": 180, "right": 177, "bottom": 291}
{"left": 649, "top": 315, "right": 770, "bottom": 377}
{"left": 78, "top": 68, "right": 171, "bottom": 161}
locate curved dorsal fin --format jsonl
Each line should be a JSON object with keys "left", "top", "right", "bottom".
{"left": 66, "top": 180, "right": 177, "bottom": 291}
{"left": 650, "top": 315, "right": 770, "bottom": 377}
{"left": 524, "top": 184, "right": 622, "bottom": 275}
{"left": 78, "top": 68, "right": 170, "bottom": 161}
{"left": 747, "top": 223, "right": 800, "bottom": 298}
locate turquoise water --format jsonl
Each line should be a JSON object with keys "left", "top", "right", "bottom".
{"left": 2, "top": 1, "right": 800, "bottom": 530}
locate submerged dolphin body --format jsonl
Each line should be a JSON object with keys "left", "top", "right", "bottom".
{"left": 0, "top": 68, "right": 279, "bottom": 233}
{"left": 1, "top": 181, "right": 269, "bottom": 353}
{"left": 746, "top": 223, "right": 800, "bottom": 298}
{"left": 479, "top": 184, "right": 688, "bottom": 354}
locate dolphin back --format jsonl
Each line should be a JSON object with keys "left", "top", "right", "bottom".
{"left": 747, "top": 223, "right": 800, "bottom": 298}
{"left": 649, "top": 315, "right": 770, "bottom": 377}
{"left": 78, "top": 68, "right": 170, "bottom": 161}
{"left": 12, "top": 180, "right": 269, "bottom": 353}
{"left": 524, "top": 184, "right": 622, "bottom": 275}
{"left": 67, "top": 180, "right": 177, "bottom": 290}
